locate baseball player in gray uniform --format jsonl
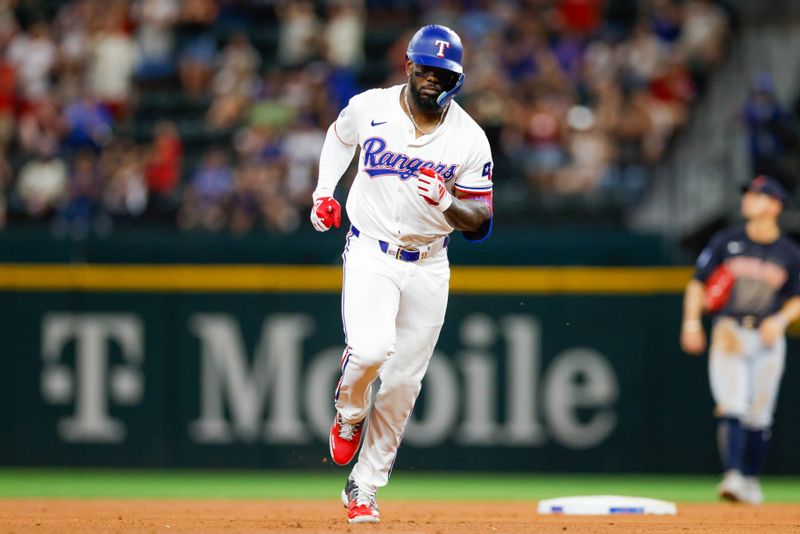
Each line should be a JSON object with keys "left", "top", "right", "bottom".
{"left": 310, "top": 25, "right": 493, "bottom": 523}
{"left": 681, "top": 175, "right": 800, "bottom": 503}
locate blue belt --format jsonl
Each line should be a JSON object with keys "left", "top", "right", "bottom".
{"left": 350, "top": 226, "right": 449, "bottom": 262}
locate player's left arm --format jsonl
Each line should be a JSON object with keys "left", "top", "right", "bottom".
{"left": 448, "top": 135, "right": 494, "bottom": 240}
{"left": 416, "top": 164, "right": 492, "bottom": 234}
{"left": 415, "top": 134, "right": 493, "bottom": 237}
{"left": 760, "top": 296, "right": 800, "bottom": 346}
{"left": 777, "top": 296, "right": 800, "bottom": 324}
{"left": 760, "top": 252, "right": 800, "bottom": 346}
{"left": 442, "top": 195, "right": 491, "bottom": 232}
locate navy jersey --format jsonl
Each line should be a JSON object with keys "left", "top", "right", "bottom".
{"left": 694, "top": 226, "right": 800, "bottom": 320}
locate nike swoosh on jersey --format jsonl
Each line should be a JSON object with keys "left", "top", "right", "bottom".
{"left": 371, "top": 119, "right": 387, "bottom": 126}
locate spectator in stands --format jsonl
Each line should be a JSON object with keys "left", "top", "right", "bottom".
{"left": 88, "top": 11, "right": 139, "bottom": 119}
{"left": 144, "top": 120, "right": 182, "bottom": 216}
{"left": 0, "top": 57, "right": 15, "bottom": 149}
{"left": 557, "top": 0, "right": 603, "bottom": 37}
{"left": 132, "top": 0, "right": 180, "bottom": 83}
{"left": 230, "top": 139, "right": 299, "bottom": 234}
{"left": 17, "top": 95, "right": 65, "bottom": 157}
{"left": 743, "top": 74, "right": 796, "bottom": 190}
{"left": 281, "top": 65, "right": 329, "bottom": 124}
{"left": 54, "top": 0, "right": 95, "bottom": 91}
{"left": 323, "top": 0, "right": 364, "bottom": 110}
{"left": 217, "top": 0, "right": 254, "bottom": 33}
{"left": 177, "top": 0, "right": 218, "bottom": 98}
{"left": 180, "top": 0, "right": 218, "bottom": 28}
{"left": 103, "top": 141, "right": 148, "bottom": 221}
{"left": 383, "top": 28, "right": 416, "bottom": 85}
{"left": 649, "top": 54, "right": 696, "bottom": 112}
{"left": 207, "top": 31, "right": 261, "bottom": 130}
{"left": 555, "top": 105, "right": 615, "bottom": 194}
{"left": 276, "top": 0, "right": 320, "bottom": 67}
{"left": 264, "top": 158, "right": 300, "bottom": 233}
{"left": 0, "top": 144, "right": 11, "bottom": 229}
{"left": 0, "top": 1, "right": 17, "bottom": 49}
{"left": 324, "top": 0, "right": 364, "bottom": 70}
{"left": 62, "top": 93, "right": 114, "bottom": 153}
{"left": 500, "top": 18, "right": 544, "bottom": 84}
{"left": 248, "top": 78, "right": 297, "bottom": 131}
{"left": 13, "top": 141, "right": 68, "bottom": 220}
{"left": 616, "top": 19, "right": 665, "bottom": 86}
{"left": 54, "top": 147, "right": 106, "bottom": 238}
{"left": 631, "top": 86, "right": 673, "bottom": 163}
{"left": 649, "top": 0, "right": 683, "bottom": 46}
{"left": 262, "top": 194, "right": 301, "bottom": 233}
{"left": 520, "top": 92, "right": 569, "bottom": 192}
{"left": 177, "top": 146, "right": 234, "bottom": 232}
{"left": 282, "top": 115, "right": 325, "bottom": 207}
{"left": 681, "top": 0, "right": 729, "bottom": 68}
{"left": 228, "top": 159, "right": 267, "bottom": 235}
{"left": 6, "top": 20, "right": 57, "bottom": 105}
{"left": 234, "top": 121, "right": 284, "bottom": 164}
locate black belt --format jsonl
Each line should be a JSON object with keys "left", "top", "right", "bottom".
{"left": 738, "top": 315, "right": 761, "bottom": 329}
{"left": 718, "top": 315, "right": 761, "bottom": 329}
{"left": 350, "top": 225, "right": 449, "bottom": 262}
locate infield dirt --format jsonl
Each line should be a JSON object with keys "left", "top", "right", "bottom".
{"left": 1, "top": 499, "right": 798, "bottom": 533}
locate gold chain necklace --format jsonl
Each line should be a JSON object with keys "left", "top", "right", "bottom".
{"left": 404, "top": 85, "right": 447, "bottom": 135}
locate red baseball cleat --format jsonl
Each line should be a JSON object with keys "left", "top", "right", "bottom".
{"left": 329, "top": 414, "right": 364, "bottom": 466}
{"left": 341, "top": 478, "right": 380, "bottom": 524}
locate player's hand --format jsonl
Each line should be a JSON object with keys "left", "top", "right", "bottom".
{"left": 680, "top": 320, "right": 706, "bottom": 355}
{"left": 759, "top": 314, "right": 787, "bottom": 347}
{"left": 416, "top": 168, "right": 452, "bottom": 212}
{"left": 310, "top": 196, "right": 341, "bottom": 232}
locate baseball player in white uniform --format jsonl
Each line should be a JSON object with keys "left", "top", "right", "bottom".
{"left": 310, "top": 25, "right": 493, "bottom": 524}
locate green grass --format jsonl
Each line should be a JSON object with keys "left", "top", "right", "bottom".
{"left": 1, "top": 470, "right": 799, "bottom": 502}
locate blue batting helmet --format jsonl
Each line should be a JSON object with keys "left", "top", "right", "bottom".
{"left": 406, "top": 24, "right": 465, "bottom": 107}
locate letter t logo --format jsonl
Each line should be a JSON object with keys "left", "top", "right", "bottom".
{"left": 434, "top": 40, "right": 450, "bottom": 58}
{"left": 41, "top": 314, "right": 144, "bottom": 443}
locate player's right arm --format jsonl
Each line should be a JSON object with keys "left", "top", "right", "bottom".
{"left": 311, "top": 98, "right": 361, "bottom": 232}
{"left": 681, "top": 231, "right": 729, "bottom": 355}
{"left": 681, "top": 279, "right": 707, "bottom": 355}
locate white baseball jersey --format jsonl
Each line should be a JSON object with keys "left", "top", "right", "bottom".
{"left": 332, "top": 84, "right": 493, "bottom": 247}
{"left": 319, "top": 83, "right": 493, "bottom": 496}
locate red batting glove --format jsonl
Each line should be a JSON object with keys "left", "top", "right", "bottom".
{"left": 416, "top": 168, "right": 452, "bottom": 211}
{"left": 310, "top": 196, "right": 341, "bottom": 231}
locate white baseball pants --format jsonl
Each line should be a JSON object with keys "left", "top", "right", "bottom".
{"left": 709, "top": 318, "right": 786, "bottom": 429}
{"left": 335, "top": 228, "right": 450, "bottom": 494}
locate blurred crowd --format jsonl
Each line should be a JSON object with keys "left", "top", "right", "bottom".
{"left": 447, "top": 0, "right": 732, "bottom": 203}
{"left": 741, "top": 72, "right": 800, "bottom": 197}
{"left": 0, "top": 0, "right": 734, "bottom": 236}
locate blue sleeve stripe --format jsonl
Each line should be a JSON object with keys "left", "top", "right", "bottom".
{"left": 455, "top": 184, "right": 493, "bottom": 191}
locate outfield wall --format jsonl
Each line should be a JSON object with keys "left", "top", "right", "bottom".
{"left": 2, "top": 264, "right": 799, "bottom": 473}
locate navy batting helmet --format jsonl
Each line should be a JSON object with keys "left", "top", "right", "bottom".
{"left": 406, "top": 24, "right": 465, "bottom": 107}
